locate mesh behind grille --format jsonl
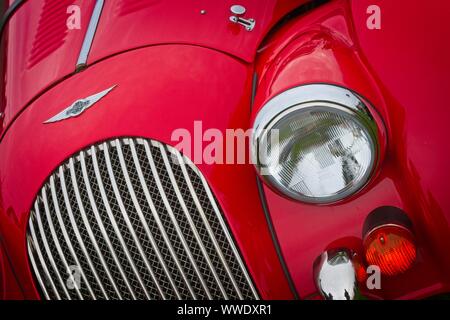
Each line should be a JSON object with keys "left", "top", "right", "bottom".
{"left": 26, "top": 137, "right": 258, "bottom": 300}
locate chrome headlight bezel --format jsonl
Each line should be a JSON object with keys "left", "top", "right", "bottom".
{"left": 251, "top": 84, "right": 384, "bottom": 204}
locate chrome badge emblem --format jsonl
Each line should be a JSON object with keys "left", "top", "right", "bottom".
{"left": 44, "top": 85, "right": 116, "bottom": 124}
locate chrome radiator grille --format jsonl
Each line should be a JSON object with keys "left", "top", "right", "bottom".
{"left": 27, "top": 138, "right": 258, "bottom": 300}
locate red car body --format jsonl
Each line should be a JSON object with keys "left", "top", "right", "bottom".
{"left": 0, "top": 0, "right": 449, "bottom": 300}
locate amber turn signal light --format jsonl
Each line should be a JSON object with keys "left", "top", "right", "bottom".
{"left": 364, "top": 225, "right": 416, "bottom": 276}
{"left": 363, "top": 207, "right": 417, "bottom": 276}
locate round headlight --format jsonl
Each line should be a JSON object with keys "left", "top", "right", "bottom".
{"left": 252, "top": 84, "right": 383, "bottom": 204}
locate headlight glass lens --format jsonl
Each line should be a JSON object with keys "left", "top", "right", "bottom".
{"left": 254, "top": 85, "right": 380, "bottom": 204}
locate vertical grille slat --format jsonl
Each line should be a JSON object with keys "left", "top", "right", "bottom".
{"left": 32, "top": 202, "right": 71, "bottom": 299}
{"left": 158, "top": 144, "right": 228, "bottom": 299}
{"left": 89, "top": 146, "right": 139, "bottom": 299}
{"left": 128, "top": 139, "right": 192, "bottom": 299}
{"left": 28, "top": 218, "right": 61, "bottom": 300}
{"left": 104, "top": 140, "right": 163, "bottom": 299}
{"left": 115, "top": 139, "right": 177, "bottom": 299}
{"left": 27, "top": 238, "right": 52, "bottom": 300}
{"left": 48, "top": 176, "right": 95, "bottom": 299}
{"left": 172, "top": 150, "right": 253, "bottom": 299}
{"left": 41, "top": 187, "right": 83, "bottom": 299}
{"left": 58, "top": 166, "right": 109, "bottom": 299}
{"left": 195, "top": 168, "right": 259, "bottom": 299}
{"left": 69, "top": 155, "right": 123, "bottom": 299}
{"left": 27, "top": 137, "right": 258, "bottom": 300}
{"left": 143, "top": 140, "right": 205, "bottom": 299}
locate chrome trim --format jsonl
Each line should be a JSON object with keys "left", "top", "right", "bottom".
{"left": 48, "top": 176, "right": 93, "bottom": 299}
{"left": 173, "top": 150, "right": 259, "bottom": 299}
{"left": 33, "top": 202, "right": 71, "bottom": 299}
{"left": 76, "top": 0, "right": 104, "bottom": 69}
{"left": 129, "top": 139, "right": 192, "bottom": 299}
{"left": 44, "top": 86, "right": 116, "bottom": 124}
{"left": 195, "top": 161, "right": 259, "bottom": 299}
{"left": 143, "top": 140, "right": 204, "bottom": 299}
{"left": 116, "top": 139, "right": 181, "bottom": 299}
{"left": 173, "top": 150, "right": 240, "bottom": 298}
{"left": 71, "top": 155, "right": 123, "bottom": 299}
{"left": 101, "top": 141, "right": 155, "bottom": 299}
{"left": 27, "top": 238, "right": 50, "bottom": 300}
{"left": 28, "top": 217, "right": 63, "bottom": 299}
{"left": 28, "top": 218, "right": 61, "bottom": 300}
{"left": 253, "top": 84, "right": 367, "bottom": 134}
{"left": 111, "top": 139, "right": 166, "bottom": 299}
{"left": 229, "top": 5, "right": 255, "bottom": 31}
{"left": 58, "top": 166, "right": 109, "bottom": 299}
{"left": 251, "top": 84, "right": 382, "bottom": 204}
{"left": 27, "top": 137, "right": 258, "bottom": 300}
{"left": 230, "top": 5, "right": 246, "bottom": 15}
{"left": 313, "top": 249, "right": 362, "bottom": 300}
{"left": 90, "top": 145, "right": 139, "bottom": 299}
{"left": 159, "top": 144, "right": 225, "bottom": 299}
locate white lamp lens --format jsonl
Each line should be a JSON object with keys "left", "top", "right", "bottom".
{"left": 265, "top": 106, "right": 374, "bottom": 202}
{"left": 253, "top": 84, "right": 380, "bottom": 203}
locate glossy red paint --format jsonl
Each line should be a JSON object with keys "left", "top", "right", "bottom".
{"left": 253, "top": 0, "right": 450, "bottom": 299}
{"left": 0, "top": 0, "right": 95, "bottom": 135}
{"left": 1, "top": 0, "right": 450, "bottom": 300}
{"left": 0, "top": 45, "right": 293, "bottom": 299}
{"left": 0, "top": 240, "right": 24, "bottom": 299}
{"left": 0, "top": 0, "right": 311, "bottom": 139}
{"left": 88, "top": 0, "right": 310, "bottom": 64}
